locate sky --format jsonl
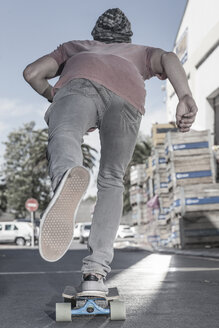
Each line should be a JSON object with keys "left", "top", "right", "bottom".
{"left": 0, "top": 0, "right": 187, "bottom": 197}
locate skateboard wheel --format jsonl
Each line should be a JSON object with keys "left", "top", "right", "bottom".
{"left": 110, "top": 300, "right": 126, "bottom": 320}
{"left": 56, "top": 303, "right": 72, "bottom": 322}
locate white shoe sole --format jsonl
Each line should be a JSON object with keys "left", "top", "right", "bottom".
{"left": 39, "top": 166, "right": 90, "bottom": 262}
{"left": 78, "top": 290, "right": 108, "bottom": 297}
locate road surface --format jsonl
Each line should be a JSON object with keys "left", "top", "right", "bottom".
{"left": 0, "top": 243, "right": 219, "bottom": 328}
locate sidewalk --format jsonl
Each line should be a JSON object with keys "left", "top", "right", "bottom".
{"left": 134, "top": 239, "right": 219, "bottom": 260}
{"left": 114, "top": 234, "right": 219, "bottom": 260}
{"left": 155, "top": 246, "right": 219, "bottom": 259}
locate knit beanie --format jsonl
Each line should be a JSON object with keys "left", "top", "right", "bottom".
{"left": 91, "top": 8, "right": 133, "bottom": 43}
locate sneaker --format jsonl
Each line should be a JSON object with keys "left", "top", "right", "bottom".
{"left": 78, "top": 273, "right": 109, "bottom": 296}
{"left": 39, "top": 166, "right": 90, "bottom": 262}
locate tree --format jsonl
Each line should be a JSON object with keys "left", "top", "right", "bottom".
{"left": 3, "top": 122, "right": 51, "bottom": 217}
{"left": 122, "top": 133, "right": 152, "bottom": 215}
{"left": 0, "top": 174, "right": 7, "bottom": 213}
{"left": 31, "top": 129, "right": 98, "bottom": 174}
{"left": 3, "top": 122, "right": 98, "bottom": 217}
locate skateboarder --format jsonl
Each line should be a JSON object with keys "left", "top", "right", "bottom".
{"left": 23, "top": 8, "right": 198, "bottom": 295}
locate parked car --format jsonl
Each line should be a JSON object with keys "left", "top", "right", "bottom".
{"left": 0, "top": 221, "right": 32, "bottom": 246}
{"left": 73, "top": 223, "right": 84, "bottom": 239}
{"left": 79, "top": 223, "right": 91, "bottom": 244}
{"left": 17, "top": 218, "right": 40, "bottom": 227}
{"left": 16, "top": 218, "right": 39, "bottom": 244}
{"left": 116, "top": 225, "right": 135, "bottom": 239}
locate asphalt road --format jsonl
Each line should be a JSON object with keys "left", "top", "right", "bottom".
{"left": 0, "top": 243, "right": 219, "bottom": 328}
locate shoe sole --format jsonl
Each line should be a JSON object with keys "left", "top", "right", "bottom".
{"left": 78, "top": 290, "right": 108, "bottom": 297}
{"left": 39, "top": 166, "right": 90, "bottom": 262}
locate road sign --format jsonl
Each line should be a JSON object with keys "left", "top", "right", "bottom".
{"left": 25, "top": 198, "right": 39, "bottom": 212}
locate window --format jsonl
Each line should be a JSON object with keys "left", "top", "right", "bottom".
{"left": 5, "top": 224, "right": 13, "bottom": 231}
{"left": 0, "top": 225, "right": 2, "bottom": 231}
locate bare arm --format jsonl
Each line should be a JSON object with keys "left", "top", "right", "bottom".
{"left": 150, "top": 49, "right": 198, "bottom": 132}
{"left": 161, "top": 52, "right": 192, "bottom": 99}
{"left": 23, "top": 56, "right": 59, "bottom": 102}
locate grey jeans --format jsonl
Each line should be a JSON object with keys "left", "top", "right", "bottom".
{"left": 44, "top": 78, "right": 142, "bottom": 277}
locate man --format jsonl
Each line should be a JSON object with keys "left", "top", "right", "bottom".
{"left": 23, "top": 8, "right": 198, "bottom": 295}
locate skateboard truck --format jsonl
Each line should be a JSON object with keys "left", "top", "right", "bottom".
{"left": 56, "top": 286, "right": 126, "bottom": 321}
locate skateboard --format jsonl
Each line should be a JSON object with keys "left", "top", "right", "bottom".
{"left": 56, "top": 285, "right": 126, "bottom": 321}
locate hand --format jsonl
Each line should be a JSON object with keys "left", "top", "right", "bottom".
{"left": 42, "top": 85, "right": 53, "bottom": 103}
{"left": 176, "top": 94, "right": 198, "bottom": 133}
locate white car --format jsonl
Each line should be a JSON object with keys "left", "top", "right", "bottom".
{"left": 73, "top": 223, "right": 84, "bottom": 239}
{"left": 79, "top": 223, "right": 91, "bottom": 244}
{"left": 116, "top": 225, "right": 135, "bottom": 239}
{"left": 0, "top": 221, "right": 32, "bottom": 246}
{"left": 16, "top": 218, "right": 39, "bottom": 244}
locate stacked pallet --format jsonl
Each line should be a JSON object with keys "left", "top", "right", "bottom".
{"left": 159, "top": 129, "right": 218, "bottom": 248}
{"left": 212, "top": 145, "right": 219, "bottom": 182}
{"left": 129, "top": 123, "right": 219, "bottom": 249}
{"left": 166, "top": 130, "right": 215, "bottom": 187}
{"left": 130, "top": 164, "right": 146, "bottom": 186}
{"left": 150, "top": 141, "right": 174, "bottom": 247}
{"left": 137, "top": 124, "right": 176, "bottom": 246}
{"left": 174, "top": 184, "right": 219, "bottom": 247}
{"left": 143, "top": 127, "right": 219, "bottom": 248}
{"left": 129, "top": 164, "right": 148, "bottom": 224}
{"left": 152, "top": 123, "right": 178, "bottom": 146}
{"left": 152, "top": 146, "right": 172, "bottom": 195}
{"left": 145, "top": 156, "right": 155, "bottom": 199}
{"left": 141, "top": 124, "right": 178, "bottom": 246}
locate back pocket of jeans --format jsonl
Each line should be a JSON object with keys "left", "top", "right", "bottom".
{"left": 68, "top": 79, "right": 97, "bottom": 96}
{"left": 121, "top": 102, "right": 142, "bottom": 125}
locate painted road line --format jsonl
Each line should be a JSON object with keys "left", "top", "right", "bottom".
{"left": 0, "top": 265, "right": 218, "bottom": 275}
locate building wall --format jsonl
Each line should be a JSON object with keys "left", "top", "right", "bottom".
{"left": 194, "top": 46, "right": 219, "bottom": 132}
{"left": 166, "top": 0, "right": 219, "bottom": 144}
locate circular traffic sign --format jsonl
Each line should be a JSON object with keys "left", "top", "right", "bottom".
{"left": 25, "top": 198, "right": 39, "bottom": 212}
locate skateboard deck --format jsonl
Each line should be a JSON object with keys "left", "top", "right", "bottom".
{"left": 56, "top": 285, "right": 126, "bottom": 322}
{"left": 62, "top": 285, "right": 119, "bottom": 300}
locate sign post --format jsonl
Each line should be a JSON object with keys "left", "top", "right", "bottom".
{"left": 25, "top": 198, "right": 39, "bottom": 247}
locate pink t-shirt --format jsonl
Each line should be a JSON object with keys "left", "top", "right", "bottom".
{"left": 47, "top": 40, "right": 167, "bottom": 131}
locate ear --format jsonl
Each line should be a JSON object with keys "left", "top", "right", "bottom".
{"left": 150, "top": 48, "right": 169, "bottom": 75}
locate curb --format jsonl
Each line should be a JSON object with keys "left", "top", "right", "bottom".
{"left": 0, "top": 246, "right": 38, "bottom": 250}
{"left": 155, "top": 247, "right": 219, "bottom": 260}
{"left": 134, "top": 242, "right": 219, "bottom": 259}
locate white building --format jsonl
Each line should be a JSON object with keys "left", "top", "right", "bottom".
{"left": 166, "top": 0, "right": 219, "bottom": 145}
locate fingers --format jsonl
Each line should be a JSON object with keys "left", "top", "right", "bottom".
{"left": 179, "top": 128, "right": 190, "bottom": 133}
{"left": 183, "top": 110, "right": 198, "bottom": 118}
{"left": 175, "top": 96, "right": 198, "bottom": 133}
{"left": 177, "top": 111, "right": 197, "bottom": 129}
{"left": 181, "top": 117, "right": 194, "bottom": 123}
{"left": 183, "top": 112, "right": 195, "bottom": 117}
{"left": 179, "top": 123, "right": 191, "bottom": 129}
{"left": 177, "top": 116, "right": 194, "bottom": 132}
{"left": 179, "top": 118, "right": 195, "bottom": 126}
{"left": 176, "top": 97, "right": 198, "bottom": 122}
{"left": 177, "top": 123, "right": 191, "bottom": 132}
{"left": 177, "top": 124, "right": 192, "bottom": 131}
